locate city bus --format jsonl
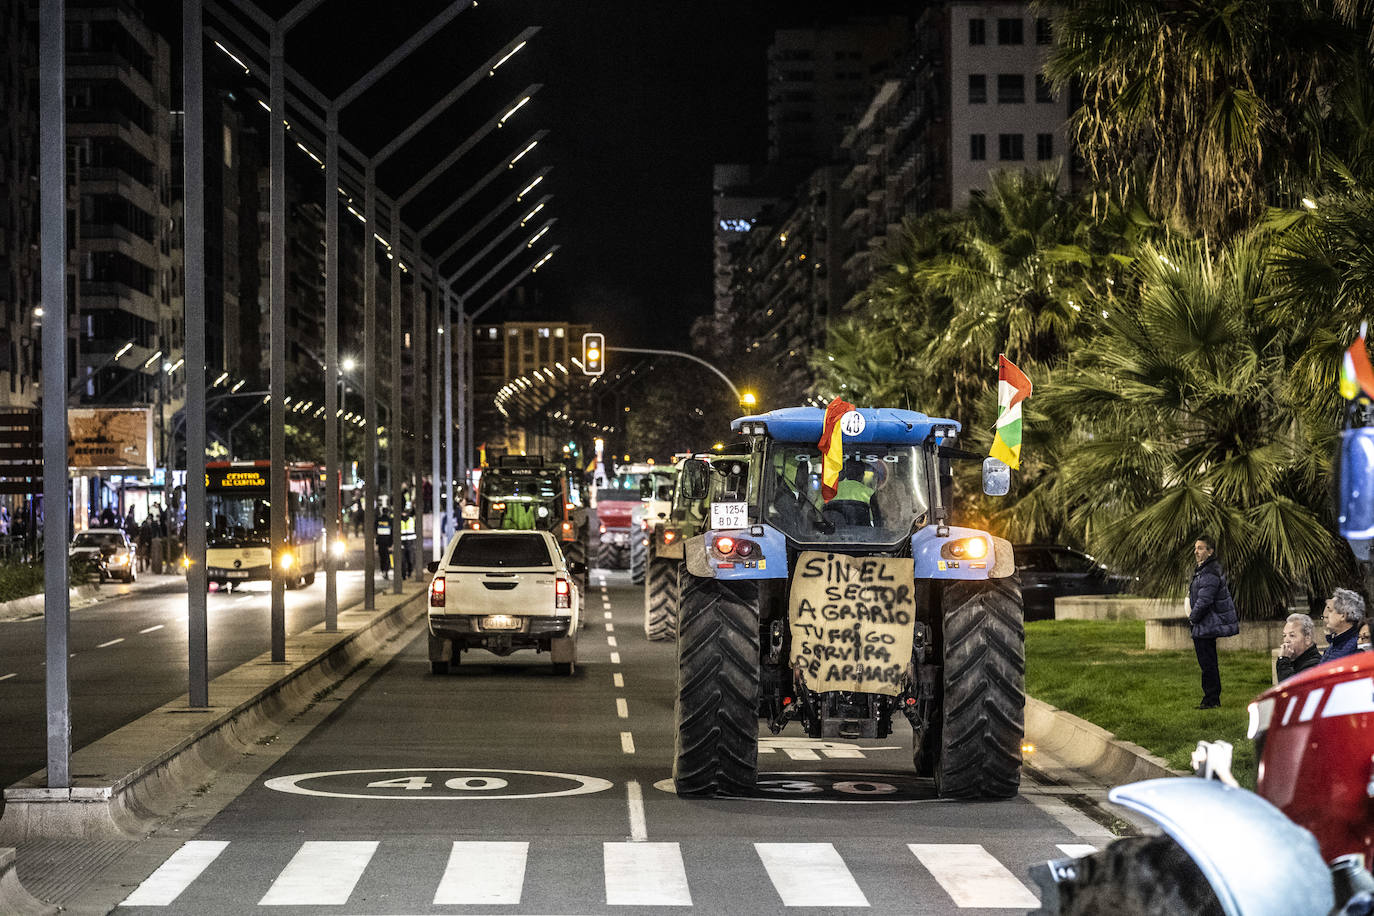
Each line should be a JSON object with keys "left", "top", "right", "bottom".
{"left": 205, "top": 460, "right": 325, "bottom": 591}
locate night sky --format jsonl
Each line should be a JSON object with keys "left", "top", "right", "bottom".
{"left": 195, "top": 1, "right": 913, "bottom": 348}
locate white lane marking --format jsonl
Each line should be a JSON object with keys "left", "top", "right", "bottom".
{"left": 616, "top": 698, "right": 629, "bottom": 718}
{"left": 613, "top": 673, "right": 624, "bottom": 688}
{"left": 604, "top": 611, "right": 613, "bottom": 619}
{"left": 756, "top": 843, "right": 869, "bottom": 907}
{"left": 610, "top": 651, "right": 621, "bottom": 664}
{"left": 821, "top": 747, "right": 864, "bottom": 758}
{"left": 607, "top": 635, "right": 618, "bottom": 647}
{"left": 605, "top": 842, "right": 689, "bottom": 905}
{"left": 259, "top": 840, "right": 378, "bottom": 905}
{"left": 909, "top": 844, "right": 1039, "bottom": 909}
{"left": 97, "top": 638, "right": 125, "bottom": 649}
{"left": 1057, "top": 844, "right": 1098, "bottom": 858}
{"left": 626, "top": 779, "right": 647, "bottom": 840}
{"left": 604, "top": 622, "right": 614, "bottom": 632}
{"left": 0, "top": 673, "right": 15, "bottom": 682}
{"left": 783, "top": 748, "right": 820, "bottom": 761}
{"left": 621, "top": 731, "right": 636, "bottom": 754}
{"left": 139, "top": 624, "right": 165, "bottom": 634}
{"left": 433, "top": 841, "right": 528, "bottom": 905}
{"left": 121, "top": 840, "right": 230, "bottom": 906}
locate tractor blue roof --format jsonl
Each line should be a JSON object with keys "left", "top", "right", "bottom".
{"left": 731, "top": 406, "right": 960, "bottom": 444}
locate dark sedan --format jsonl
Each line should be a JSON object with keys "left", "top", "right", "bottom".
{"left": 1014, "top": 544, "right": 1131, "bottom": 621}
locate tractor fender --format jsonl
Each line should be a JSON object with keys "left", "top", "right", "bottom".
{"left": 1107, "top": 778, "right": 1334, "bottom": 916}
{"left": 684, "top": 534, "right": 714, "bottom": 579}
{"left": 989, "top": 535, "right": 1015, "bottom": 579}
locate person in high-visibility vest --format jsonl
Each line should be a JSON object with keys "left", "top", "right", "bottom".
{"left": 828, "top": 459, "right": 876, "bottom": 527}
{"left": 376, "top": 507, "right": 393, "bottom": 579}
{"left": 400, "top": 508, "right": 417, "bottom": 580}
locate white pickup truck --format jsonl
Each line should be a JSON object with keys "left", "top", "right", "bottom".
{"left": 426, "top": 529, "right": 585, "bottom": 675}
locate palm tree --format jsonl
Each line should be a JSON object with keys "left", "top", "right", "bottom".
{"left": 1039, "top": 0, "right": 1356, "bottom": 236}
{"left": 1046, "top": 233, "right": 1354, "bottom": 618}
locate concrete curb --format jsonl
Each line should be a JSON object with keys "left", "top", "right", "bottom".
{"left": 0, "top": 575, "right": 187, "bottom": 624}
{"left": 1023, "top": 695, "right": 1190, "bottom": 786}
{"left": 0, "top": 847, "right": 57, "bottom": 916}
{"left": 0, "top": 583, "right": 426, "bottom": 843}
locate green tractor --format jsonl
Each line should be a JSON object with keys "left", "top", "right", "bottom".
{"left": 673, "top": 406, "right": 1023, "bottom": 800}
{"left": 643, "top": 451, "right": 750, "bottom": 641}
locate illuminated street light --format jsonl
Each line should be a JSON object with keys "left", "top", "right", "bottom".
{"left": 489, "top": 40, "right": 527, "bottom": 76}
{"left": 740, "top": 391, "right": 757, "bottom": 409}
{"left": 142, "top": 349, "right": 164, "bottom": 370}
{"left": 509, "top": 139, "right": 538, "bottom": 167}
{"left": 498, "top": 95, "right": 531, "bottom": 126}
{"left": 517, "top": 174, "right": 544, "bottom": 200}
{"left": 520, "top": 202, "right": 545, "bottom": 226}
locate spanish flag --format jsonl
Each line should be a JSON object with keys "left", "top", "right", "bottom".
{"left": 989, "top": 355, "right": 1032, "bottom": 469}
{"left": 818, "top": 395, "right": 855, "bottom": 501}
{"left": 1340, "top": 327, "right": 1374, "bottom": 401}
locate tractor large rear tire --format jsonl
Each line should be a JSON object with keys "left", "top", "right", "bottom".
{"left": 930, "top": 574, "right": 1024, "bottom": 799}
{"left": 565, "top": 534, "right": 589, "bottom": 598}
{"left": 644, "top": 556, "right": 680, "bottom": 640}
{"left": 630, "top": 531, "right": 647, "bottom": 585}
{"left": 673, "top": 574, "right": 759, "bottom": 798}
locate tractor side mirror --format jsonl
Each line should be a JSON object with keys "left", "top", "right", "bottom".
{"left": 567, "top": 560, "right": 587, "bottom": 577}
{"left": 426, "top": 560, "right": 440, "bottom": 574}
{"left": 982, "top": 457, "right": 1011, "bottom": 496}
{"left": 680, "top": 459, "right": 709, "bottom": 500}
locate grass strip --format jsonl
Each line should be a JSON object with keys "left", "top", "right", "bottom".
{"left": 1025, "top": 619, "right": 1273, "bottom": 789}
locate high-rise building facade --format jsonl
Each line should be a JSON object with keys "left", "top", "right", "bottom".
{"left": 767, "top": 18, "right": 911, "bottom": 169}
{"left": 67, "top": 1, "right": 180, "bottom": 409}
{"left": 475, "top": 320, "right": 591, "bottom": 458}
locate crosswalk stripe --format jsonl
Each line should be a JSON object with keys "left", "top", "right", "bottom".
{"left": 783, "top": 747, "right": 820, "bottom": 761}
{"left": 1057, "top": 844, "right": 1098, "bottom": 858}
{"left": 909, "top": 844, "right": 1039, "bottom": 909}
{"left": 820, "top": 747, "right": 864, "bottom": 758}
{"left": 121, "top": 840, "right": 229, "bottom": 906}
{"left": 756, "top": 843, "right": 869, "bottom": 907}
{"left": 604, "top": 842, "right": 691, "bottom": 906}
{"left": 433, "top": 841, "right": 528, "bottom": 905}
{"left": 259, "top": 841, "right": 378, "bottom": 906}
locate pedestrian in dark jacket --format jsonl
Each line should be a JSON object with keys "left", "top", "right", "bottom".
{"left": 1320, "top": 588, "right": 1365, "bottom": 663}
{"left": 1277, "top": 613, "right": 1322, "bottom": 682}
{"left": 1188, "top": 535, "right": 1239, "bottom": 709}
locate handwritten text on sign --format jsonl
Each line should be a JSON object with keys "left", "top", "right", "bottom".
{"left": 789, "top": 552, "right": 916, "bottom": 696}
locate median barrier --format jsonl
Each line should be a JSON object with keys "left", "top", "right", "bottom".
{"left": 0, "top": 847, "right": 56, "bottom": 916}
{"left": 1023, "top": 695, "right": 1189, "bottom": 786}
{"left": 0, "top": 582, "right": 426, "bottom": 843}
{"left": 1145, "top": 617, "right": 1285, "bottom": 652}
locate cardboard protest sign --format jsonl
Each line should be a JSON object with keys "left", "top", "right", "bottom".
{"left": 789, "top": 551, "right": 916, "bottom": 696}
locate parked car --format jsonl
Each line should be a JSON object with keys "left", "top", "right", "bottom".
{"left": 425, "top": 529, "right": 585, "bottom": 676}
{"left": 69, "top": 527, "right": 137, "bottom": 583}
{"left": 1014, "top": 544, "right": 1131, "bottom": 620}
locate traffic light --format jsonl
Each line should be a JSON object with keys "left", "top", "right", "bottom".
{"left": 582, "top": 333, "right": 605, "bottom": 376}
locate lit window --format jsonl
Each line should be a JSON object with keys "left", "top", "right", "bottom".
{"left": 538, "top": 327, "right": 550, "bottom": 338}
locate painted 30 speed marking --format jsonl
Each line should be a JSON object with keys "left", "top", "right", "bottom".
{"left": 264, "top": 768, "right": 614, "bottom": 800}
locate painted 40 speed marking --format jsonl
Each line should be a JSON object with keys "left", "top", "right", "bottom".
{"left": 264, "top": 768, "right": 614, "bottom": 800}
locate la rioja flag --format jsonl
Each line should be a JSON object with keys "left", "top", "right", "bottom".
{"left": 989, "top": 355, "right": 1032, "bottom": 469}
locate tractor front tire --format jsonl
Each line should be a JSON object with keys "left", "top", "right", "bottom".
{"left": 1029, "top": 836, "right": 1223, "bottom": 916}
{"left": 673, "top": 574, "right": 759, "bottom": 798}
{"left": 644, "top": 556, "right": 680, "bottom": 641}
{"left": 930, "top": 574, "right": 1025, "bottom": 799}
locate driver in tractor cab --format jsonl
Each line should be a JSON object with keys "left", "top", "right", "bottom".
{"left": 826, "top": 458, "right": 880, "bottom": 528}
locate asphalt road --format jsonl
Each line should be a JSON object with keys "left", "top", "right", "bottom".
{"left": 110, "top": 568, "right": 1114, "bottom": 915}
{"left": 0, "top": 567, "right": 380, "bottom": 800}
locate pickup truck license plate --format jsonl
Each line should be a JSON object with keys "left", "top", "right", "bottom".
{"left": 481, "top": 615, "right": 521, "bottom": 631}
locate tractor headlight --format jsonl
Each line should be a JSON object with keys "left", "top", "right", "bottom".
{"left": 941, "top": 537, "right": 988, "bottom": 560}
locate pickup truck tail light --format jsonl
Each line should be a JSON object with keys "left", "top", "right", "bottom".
{"left": 555, "top": 577, "right": 571, "bottom": 609}
{"left": 430, "top": 575, "right": 446, "bottom": 607}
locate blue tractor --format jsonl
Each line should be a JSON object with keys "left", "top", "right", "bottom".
{"left": 673, "top": 406, "right": 1024, "bottom": 800}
